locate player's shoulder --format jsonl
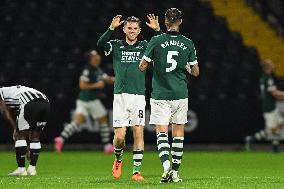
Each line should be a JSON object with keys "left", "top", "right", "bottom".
{"left": 108, "top": 39, "right": 120, "bottom": 45}
{"left": 83, "top": 64, "right": 91, "bottom": 70}
{"left": 110, "top": 39, "right": 126, "bottom": 48}
{"left": 149, "top": 33, "right": 166, "bottom": 43}
{"left": 263, "top": 73, "right": 274, "bottom": 79}
{"left": 81, "top": 65, "right": 92, "bottom": 74}
{"left": 140, "top": 40, "right": 148, "bottom": 44}
{"left": 180, "top": 34, "right": 195, "bottom": 45}
{"left": 154, "top": 33, "right": 167, "bottom": 39}
{"left": 139, "top": 40, "right": 148, "bottom": 47}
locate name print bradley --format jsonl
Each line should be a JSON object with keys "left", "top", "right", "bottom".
{"left": 161, "top": 40, "right": 188, "bottom": 50}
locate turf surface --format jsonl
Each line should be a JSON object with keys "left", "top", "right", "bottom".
{"left": 0, "top": 151, "right": 284, "bottom": 188}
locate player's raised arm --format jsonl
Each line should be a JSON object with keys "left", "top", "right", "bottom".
{"left": 97, "top": 15, "right": 124, "bottom": 52}
{"left": 146, "top": 14, "right": 160, "bottom": 32}
{"left": 109, "top": 15, "right": 124, "bottom": 31}
{"left": 0, "top": 99, "right": 17, "bottom": 130}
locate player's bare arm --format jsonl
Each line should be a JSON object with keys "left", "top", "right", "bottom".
{"left": 271, "top": 89, "right": 284, "bottom": 100}
{"left": 109, "top": 15, "right": 124, "bottom": 30}
{"left": 79, "top": 80, "right": 105, "bottom": 90}
{"left": 146, "top": 14, "right": 160, "bottom": 31}
{"left": 139, "top": 59, "right": 149, "bottom": 72}
{"left": 191, "top": 64, "right": 199, "bottom": 77}
{"left": 0, "top": 99, "right": 17, "bottom": 130}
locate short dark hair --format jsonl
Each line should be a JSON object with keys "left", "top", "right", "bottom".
{"left": 165, "top": 8, "right": 182, "bottom": 23}
{"left": 124, "top": 16, "right": 141, "bottom": 27}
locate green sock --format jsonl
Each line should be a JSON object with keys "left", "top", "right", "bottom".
{"left": 114, "top": 148, "right": 123, "bottom": 161}
{"left": 133, "top": 150, "right": 143, "bottom": 174}
{"left": 171, "top": 137, "right": 184, "bottom": 176}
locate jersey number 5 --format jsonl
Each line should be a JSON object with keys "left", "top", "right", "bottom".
{"left": 166, "top": 51, "right": 179, "bottom": 72}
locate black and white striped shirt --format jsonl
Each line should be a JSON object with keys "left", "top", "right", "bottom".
{"left": 0, "top": 85, "right": 48, "bottom": 111}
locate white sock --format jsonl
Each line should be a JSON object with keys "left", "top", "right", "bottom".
{"left": 163, "top": 160, "right": 170, "bottom": 173}
{"left": 172, "top": 170, "right": 178, "bottom": 178}
{"left": 18, "top": 167, "right": 26, "bottom": 172}
{"left": 28, "top": 165, "right": 36, "bottom": 170}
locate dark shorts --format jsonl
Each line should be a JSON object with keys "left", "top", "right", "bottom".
{"left": 17, "top": 98, "right": 50, "bottom": 131}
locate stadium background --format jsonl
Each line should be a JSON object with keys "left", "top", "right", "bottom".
{"left": 0, "top": 0, "right": 283, "bottom": 145}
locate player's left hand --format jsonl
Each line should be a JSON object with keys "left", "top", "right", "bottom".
{"left": 146, "top": 14, "right": 160, "bottom": 31}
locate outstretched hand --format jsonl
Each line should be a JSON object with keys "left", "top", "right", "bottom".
{"left": 110, "top": 15, "right": 124, "bottom": 30}
{"left": 146, "top": 14, "right": 160, "bottom": 31}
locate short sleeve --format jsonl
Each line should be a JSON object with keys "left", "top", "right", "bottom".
{"left": 80, "top": 68, "right": 90, "bottom": 82}
{"left": 142, "top": 37, "right": 156, "bottom": 62}
{"left": 267, "top": 78, "right": 276, "bottom": 91}
{"left": 187, "top": 41, "right": 198, "bottom": 65}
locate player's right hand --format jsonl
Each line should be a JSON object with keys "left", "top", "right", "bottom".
{"left": 110, "top": 15, "right": 124, "bottom": 30}
{"left": 139, "top": 60, "right": 148, "bottom": 72}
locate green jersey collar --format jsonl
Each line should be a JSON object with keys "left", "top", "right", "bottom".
{"left": 122, "top": 40, "right": 140, "bottom": 47}
{"left": 166, "top": 31, "right": 180, "bottom": 35}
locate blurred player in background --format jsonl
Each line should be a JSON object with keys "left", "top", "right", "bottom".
{"left": 97, "top": 14, "right": 161, "bottom": 180}
{"left": 0, "top": 85, "right": 50, "bottom": 176}
{"left": 140, "top": 8, "right": 199, "bottom": 183}
{"left": 54, "top": 50, "right": 114, "bottom": 154}
{"left": 245, "top": 59, "right": 284, "bottom": 152}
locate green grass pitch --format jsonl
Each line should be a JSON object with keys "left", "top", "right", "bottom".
{"left": 0, "top": 151, "right": 284, "bottom": 188}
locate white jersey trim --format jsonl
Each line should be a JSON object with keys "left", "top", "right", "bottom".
{"left": 104, "top": 42, "right": 113, "bottom": 56}
{"left": 142, "top": 55, "right": 152, "bottom": 62}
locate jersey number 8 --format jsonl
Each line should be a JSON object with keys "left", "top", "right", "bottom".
{"left": 166, "top": 51, "right": 179, "bottom": 72}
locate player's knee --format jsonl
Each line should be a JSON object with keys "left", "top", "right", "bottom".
{"left": 115, "top": 135, "right": 125, "bottom": 143}
{"left": 114, "top": 132, "right": 125, "bottom": 143}
{"left": 172, "top": 124, "right": 185, "bottom": 137}
{"left": 15, "top": 131, "right": 28, "bottom": 140}
{"left": 155, "top": 125, "right": 168, "bottom": 134}
{"left": 133, "top": 132, "right": 144, "bottom": 142}
{"left": 29, "top": 131, "right": 41, "bottom": 141}
{"left": 74, "top": 114, "right": 86, "bottom": 124}
{"left": 98, "top": 116, "right": 108, "bottom": 124}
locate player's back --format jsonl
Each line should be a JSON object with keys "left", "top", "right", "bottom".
{"left": 0, "top": 85, "right": 48, "bottom": 109}
{"left": 145, "top": 31, "right": 197, "bottom": 100}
